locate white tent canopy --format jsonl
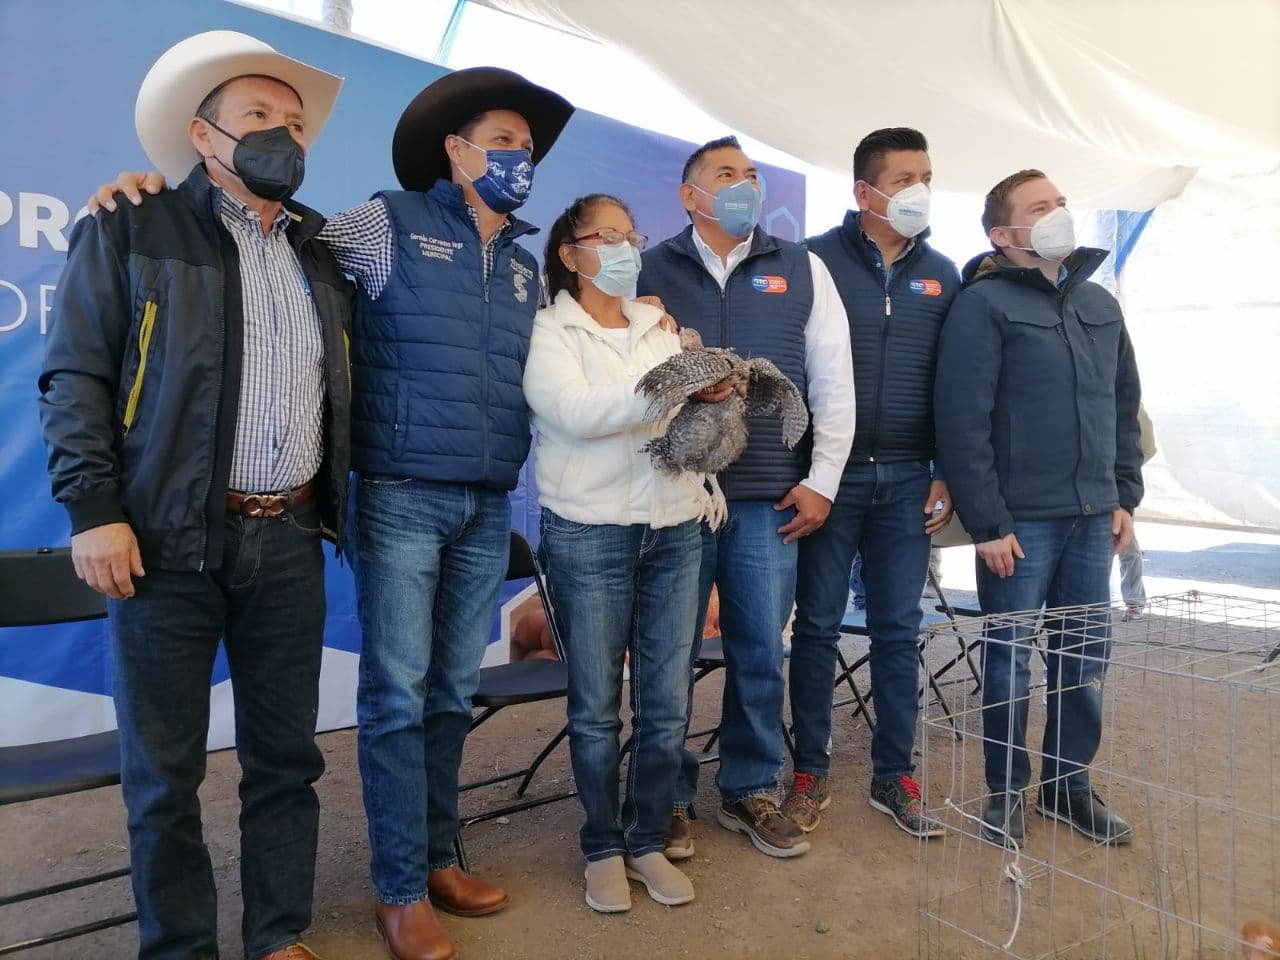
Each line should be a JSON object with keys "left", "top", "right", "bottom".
{"left": 253, "top": 0, "right": 1280, "bottom": 531}
{"left": 477, "top": 0, "right": 1280, "bottom": 211}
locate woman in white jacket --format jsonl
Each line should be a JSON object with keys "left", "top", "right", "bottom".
{"left": 524, "top": 194, "right": 733, "bottom": 914}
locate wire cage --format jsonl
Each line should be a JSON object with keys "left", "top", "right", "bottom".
{"left": 917, "top": 592, "right": 1280, "bottom": 959}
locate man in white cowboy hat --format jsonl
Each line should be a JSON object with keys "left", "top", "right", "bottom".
{"left": 40, "top": 30, "right": 350, "bottom": 960}
{"left": 94, "top": 65, "right": 577, "bottom": 960}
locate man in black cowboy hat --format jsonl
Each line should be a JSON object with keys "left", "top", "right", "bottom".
{"left": 336, "top": 67, "right": 571, "bottom": 960}
{"left": 93, "top": 65, "right": 574, "bottom": 960}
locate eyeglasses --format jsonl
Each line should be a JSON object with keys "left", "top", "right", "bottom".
{"left": 569, "top": 229, "right": 648, "bottom": 250}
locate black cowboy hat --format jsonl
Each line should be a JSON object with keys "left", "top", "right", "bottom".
{"left": 392, "top": 66, "right": 574, "bottom": 192}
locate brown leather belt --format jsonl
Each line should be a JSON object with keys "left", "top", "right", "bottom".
{"left": 225, "top": 481, "right": 315, "bottom": 518}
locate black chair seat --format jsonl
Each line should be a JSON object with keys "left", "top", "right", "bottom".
{"left": 473, "top": 659, "right": 568, "bottom": 709}
{"left": 694, "top": 635, "right": 724, "bottom": 665}
{"left": 0, "top": 730, "right": 122, "bottom": 806}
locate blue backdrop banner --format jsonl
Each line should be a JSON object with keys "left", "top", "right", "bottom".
{"left": 0, "top": 0, "right": 805, "bottom": 747}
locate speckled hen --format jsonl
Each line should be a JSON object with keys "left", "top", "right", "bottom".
{"left": 635, "top": 328, "right": 809, "bottom": 528}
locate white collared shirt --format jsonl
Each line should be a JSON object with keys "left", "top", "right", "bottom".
{"left": 689, "top": 226, "right": 856, "bottom": 501}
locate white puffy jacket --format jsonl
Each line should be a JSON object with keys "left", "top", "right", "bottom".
{"left": 523, "top": 290, "right": 703, "bottom": 528}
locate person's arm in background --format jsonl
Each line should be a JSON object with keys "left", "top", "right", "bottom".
{"left": 38, "top": 211, "right": 145, "bottom": 599}
{"left": 776, "top": 253, "right": 854, "bottom": 544}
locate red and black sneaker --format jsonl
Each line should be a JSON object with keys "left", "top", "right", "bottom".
{"left": 781, "top": 772, "right": 831, "bottom": 833}
{"left": 868, "top": 775, "right": 944, "bottom": 838}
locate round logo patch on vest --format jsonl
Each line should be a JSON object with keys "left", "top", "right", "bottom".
{"left": 909, "top": 278, "right": 943, "bottom": 296}
{"left": 751, "top": 275, "right": 788, "bottom": 294}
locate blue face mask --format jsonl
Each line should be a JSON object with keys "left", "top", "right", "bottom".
{"left": 456, "top": 136, "right": 534, "bottom": 214}
{"left": 693, "top": 180, "right": 762, "bottom": 238}
{"left": 575, "top": 240, "right": 642, "bottom": 298}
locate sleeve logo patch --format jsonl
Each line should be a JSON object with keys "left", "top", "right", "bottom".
{"left": 751, "top": 275, "right": 789, "bottom": 293}
{"left": 909, "top": 278, "right": 943, "bottom": 296}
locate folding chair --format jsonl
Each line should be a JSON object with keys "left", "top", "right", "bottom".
{"left": 925, "top": 576, "right": 985, "bottom": 694}
{"left": 683, "top": 635, "right": 728, "bottom": 761}
{"left": 456, "top": 532, "right": 574, "bottom": 871}
{"left": 833, "top": 612, "right": 959, "bottom": 736}
{"left": 0, "top": 548, "right": 136, "bottom": 956}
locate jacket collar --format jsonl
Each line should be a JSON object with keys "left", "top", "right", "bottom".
{"left": 550, "top": 288, "right": 665, "bottom": 341}
{"left": 961, "top": 246, "right": 1109, "bottom": 294}
{"left": 179, "top": 162, "right": 329, "bottom": 244}
{"left": 837, "top": 209, "right": 931, "bottom": 271}
{"left": 425, "top": 177, "right": 540, "bottom": 240}
{"left": 663, "top": 223, "right": 780, "bottom": 269}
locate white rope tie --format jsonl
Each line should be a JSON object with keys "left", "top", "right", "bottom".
{"left": 943, "top": 797, "right": 1031, "bottom": 950}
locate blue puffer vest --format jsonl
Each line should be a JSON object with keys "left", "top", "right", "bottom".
{"left": 639, "top": 225, "right": 814, "bottom": 501}
{"left": 350, "top": 180, "right": 540, "bottom": 490}
{"left": 807, "top": 210, "right": 960, "bottom": 466}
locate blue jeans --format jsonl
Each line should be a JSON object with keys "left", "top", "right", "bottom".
{"left": 978, "top": 514, "right": 1114, "bottom": 795}
{"left": 1118, "top": 532, "right": 1146, "bottom": 607}
{"left": 674, "top": 500, "right": 797, "bottom": 805}
{"left": 108, "top": 499, "right": 327, "bottom": 960}
{"left": 849, "top": 552, "right": 866, "bottom": 607}
{"left": 353, "top": 475, "right": 510, "bottom": 904}
{"left": 538, "top": 512, "right": 701, "bottom": 860}
{"left": 790, "top": 461, "right": 933, "bottom": 780}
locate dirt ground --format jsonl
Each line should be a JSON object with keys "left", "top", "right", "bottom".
{"left": 4, "top": 605, "right": 1278, "bottom": 960}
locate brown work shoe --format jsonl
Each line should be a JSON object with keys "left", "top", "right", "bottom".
{"left": 375, "top": 900, "right": 457, "bottom": 960}
{"left": 260, "top": 946, "right": 321, "bottom": 960}
{"left": 427, "top": 864, "right": 510, "bottom": 917}
{"left": 781, "top": 772, "right": 831, "bottom": 833}
{"left": 664, "top": 806, "right": 696, "bottom": 861}
{"left": 717, "top": 795, "right": 811, "bottom": 858}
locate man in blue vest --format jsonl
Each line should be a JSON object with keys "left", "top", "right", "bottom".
{"left": 935, "top": 168, "right": 1141, "bottom": 848}
{"left": 639, "top": 136, "right": 855, "bottom": 860}
{"left": 330, "top": 70, "right": 571, "bottom": 960}
{"left": 785, "top": 128, "right": 959, "bottom": 840}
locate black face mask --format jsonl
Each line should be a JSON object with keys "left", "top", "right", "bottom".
{"left": 207, "top": 122, "right": 305, "bottom": 202}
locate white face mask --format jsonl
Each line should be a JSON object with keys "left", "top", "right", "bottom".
{"left": 865, "top": 181, "right": 931, "bottom": 238}
{"left": 1002, "top": 207, "right": 1076, "bottom": 262}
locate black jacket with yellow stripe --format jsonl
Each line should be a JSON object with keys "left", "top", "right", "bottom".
{"left": 38, "top": 165, "right": 354, "bottom": 572}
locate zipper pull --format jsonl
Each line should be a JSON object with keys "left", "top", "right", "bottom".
{"left": 885, "top": 295, "right": 892, "bottom": 317}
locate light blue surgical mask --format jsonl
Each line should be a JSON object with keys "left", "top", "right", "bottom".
{"left": 575, "top": 240, "right": 641, "bottom": 298}
{"left": 692, "top": 180, "right": 762, "bottom": 238}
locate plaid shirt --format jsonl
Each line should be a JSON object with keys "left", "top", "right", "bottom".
{"left": 219, "top": 192, "right": 325, "bottom": 492}
{"left": 320, "top": 196, "right": 512, "bottom": 300}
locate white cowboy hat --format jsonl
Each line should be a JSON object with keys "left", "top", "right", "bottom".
{"left": 135, "top": 30, "right": 343, "bottom": 184}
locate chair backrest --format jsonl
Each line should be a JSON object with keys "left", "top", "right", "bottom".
{"left": 505, "top": 531, "right": 539, "bottom": 582}
{"left": 0, "top": 547, "right": 107, "bottom": 628}
{"left": 504, "top": 532, "right": 566, "bottom": 661}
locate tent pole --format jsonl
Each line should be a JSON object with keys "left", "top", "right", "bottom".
{"left": 321, "top": 0, "right": 353, "bottom": 31}
{"left": 436, "top": 0, "right": 468, "bottom": 63}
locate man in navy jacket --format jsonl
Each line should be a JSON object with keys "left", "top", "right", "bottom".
{"left": 788, "top": 128, "right": 959, "bottom": 839}
{"left": 935, "top": 168, "right": 1143, "bottom": 848}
